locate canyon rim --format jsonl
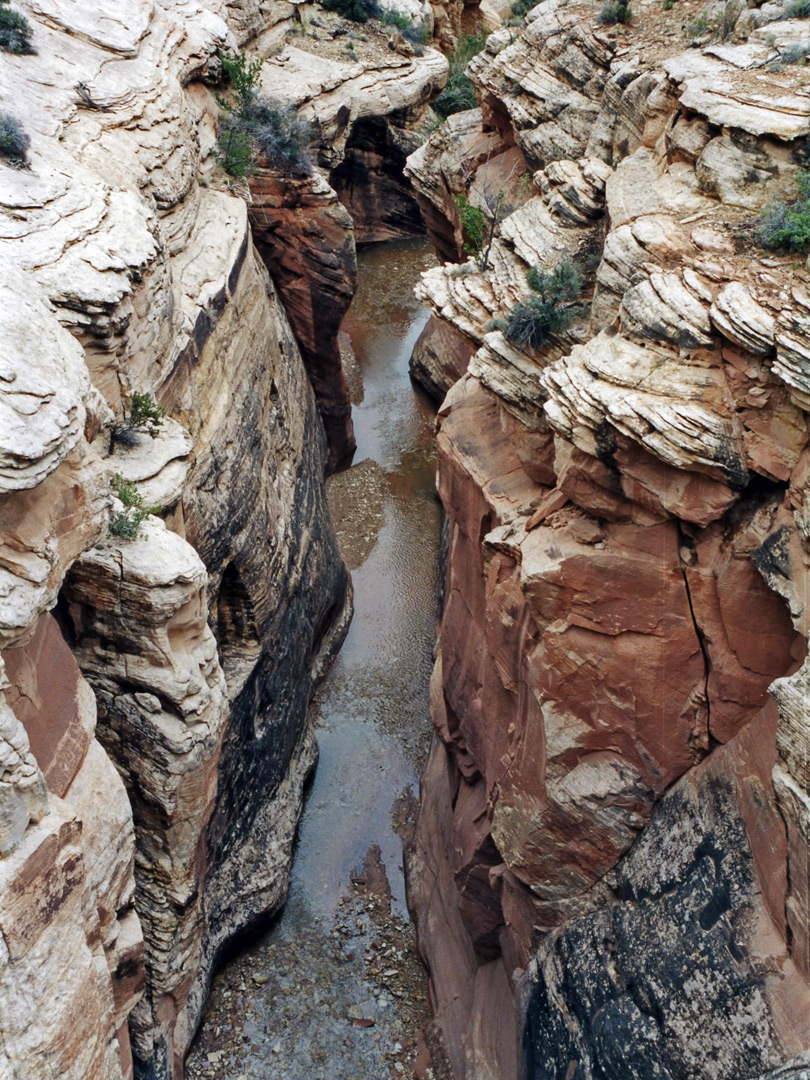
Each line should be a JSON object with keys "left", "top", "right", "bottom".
{"left": 0, "top": 0, "right": 809, "bottom": 1077}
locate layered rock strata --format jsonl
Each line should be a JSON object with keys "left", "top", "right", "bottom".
{"left": 0, "top": 2, "right": 359, "bottom": 1077}
{"left": 406, "top": 4, "right": 810, "bottom": 1077}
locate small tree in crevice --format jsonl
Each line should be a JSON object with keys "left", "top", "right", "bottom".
{"left": 492, "top": 260, "right": 584, "bottom": 350}
{"left": 455, "top": 189, "right": 505, "bottom": 271}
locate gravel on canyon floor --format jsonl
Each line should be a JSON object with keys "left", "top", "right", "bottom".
{"left": 185, "top": 844, "right": 433, "bottom": 1080}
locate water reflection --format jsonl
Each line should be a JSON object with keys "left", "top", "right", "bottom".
{"left": 186, "top": 238, "right": 441, "bottom": 1080}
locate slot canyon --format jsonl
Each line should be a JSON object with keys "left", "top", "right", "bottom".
{"left": 0, "top": 0, "right": 809, "bottom": 1078}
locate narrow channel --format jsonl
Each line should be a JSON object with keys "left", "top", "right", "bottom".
{"left": 186, "top": 237, "right": 441, "bottom": 1080}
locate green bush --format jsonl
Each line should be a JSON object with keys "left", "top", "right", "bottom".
{"left": 217, "top": 52, "right": 313, "bottom": 177}
{"left": 433, "top": 30, "right": 488, "bottom": 119}
{"left": 109, "top": 474, "right": 159, "bottom": 540}
{"left": 757, "top": 170, "right": 810, "bottom": 253}
{"left": 129, "top": 391, "right": 166, "bottom": 435}
{"left": 0, "top": 111, "right": 28, "bottom": 165}
{"left": 509, "top": 0, "right": 535, "bottom": 20}
{"left": 494, "top": 260, "right": 584, "bottom": 350}
{"left": 787, "top": 0, "right": 810, "bottom": 15}
{"left": 217, "top": 118, "right": 253, "bottom": 177}
{"left": 597, "top": 0, "right": 632, "bottom": 23}
{"left": 219, "top": 51, "right": 263, "bottom": 114}
{"left": 455, "top": 190, "right": 506, "bottom": 271}
{"left": 379, "top": 7, "right": 428, "bottom": 43}
{"left": 321, "top": 0, "right": 381, "bottom": 23}
{"left": 0, "top": 1, "right": 34, "bottom": 54}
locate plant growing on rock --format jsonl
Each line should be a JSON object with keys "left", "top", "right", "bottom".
{"left": 767, "top": 40, "right": 810, "bottom": 68}
{"left": 757, "top": 169, "right": 810, "bottom": 253}
{"left": 244, "top": 97, "right": 313, "bottom": 173}
{"left": 508, "top": 0, "right": 535, "bottom": 23}
{"left": 493, "top": 260, "right": 584, "bottom": 349}
{"left": 0, "top": 111, "right": 29, "bottom": 166}
{"left": 216, "top": 51, "right": 313, "bottom": 177}
{"left": 219, "top": 50, "right": 263, "bottom": 115}
{"left": 130, "top": 391, "right": 166, "bottom": 435}
{"left": 379, "top": 8, "right": 429, "bottom": 47}
{"left": 109, "top": 474, "right": 160, "bottom": 540}
{"left": 321, "top": 0, "right": 381, "bottom": 23}
{"left": 432, "top": 30, "right": 488, "bottom": 119}
{"left": 455, "top": 188, "right": 505, "bottom": 272}
{"left": 686, "top": 0, "right": 739, "bottom": 41}
{"left": 0, "top": 0, "right": 34, "bottom": 54}
{"left": 597, "top": 0, "right": 632, "bottom": 24}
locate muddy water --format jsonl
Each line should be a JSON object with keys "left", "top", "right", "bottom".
{"left": 186, "top": 238, "right": 441, "bottom": 1080}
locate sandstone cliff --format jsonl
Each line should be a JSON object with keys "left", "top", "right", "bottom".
{"left": 405, "top": 3, "right": 810, "bottom": 1077}
{"left": 0, "top": 2, "right": 366, "bottom": 1077}
{"left": 0, "top": 0, "right": 461, "bottom": 1071}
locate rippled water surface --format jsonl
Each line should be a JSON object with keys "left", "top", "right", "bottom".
{"left": 186, "top": 237, "right": 441, "bottom": 1080}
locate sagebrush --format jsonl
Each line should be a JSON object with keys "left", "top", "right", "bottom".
{"left": 757, "top": 170, "right": 810, "bottom": 253}
{"left": 493, "top": 260, "right": 584, "bottom": 349}
{"left": 0, "top": 111, "right": 29, "bottom": 165}
{"left": 597, "top": 0, "right": 632, "bottom": 23}
{"left": 217, "top": 51, "right": 312, "bottom": 177}
{"left": 0, "top": 0, "right": 34, "bottom": 54}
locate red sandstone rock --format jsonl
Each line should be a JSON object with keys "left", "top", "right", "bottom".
{"left": 249, "top": 168, "right": 357, "bottom": 469}
{"left": 3, "top": 614, "right": 94, "bottom": 798}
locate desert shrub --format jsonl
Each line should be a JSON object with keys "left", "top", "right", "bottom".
{"left": 494, "top": 260, "right": 584, "bottom": 349}
{"left": 508, "top": 0, "right": 535, "bottom": 21}
{"left": 768, "top": 40, "right": 810, "bottom": 68}
{"left": 379, "top": 7, "right": 428, "bottom": 42}
{"left": 0, "top": 111, "right": 28, "bottom": 165}
{"left": 686, "top": 0, "right": 738, "bottom": 41}
{"left": 129, "top": 391, "right": 166, "bottom": 435}
{"left": 787, "top": 0, "right": 810, "bottom": 15}
{"left": 433, "top": 30, "right": 488, "bottom": 119}
{"left": 217, "top": 115, "right": 253, "bottom": 177}
{"left": 216, "top": 52, "right": 312, "bottom": 177}
{"left": 0, "top": 1, "right": 34, "bottom": 54}
{"left": 321, "top": 0, "right": 381, "bottom": 23}
{"left": 757, "top": 169, "right": 810, "bottom": 252}
{"left": 598, "top": 0, "right": 632, "bottom": 23}
{"left": 109, "top": 475, "right": 159, "bottom": 540}
{"left": 247, "top": 96, "right": 313, "bottom": 174}
{"left": 686, "top": 11, "right": 710, "bottom": 35}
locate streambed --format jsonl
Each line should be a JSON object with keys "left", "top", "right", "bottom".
{"left": 186, "top": 238, "right": 441, "bottom": 1080}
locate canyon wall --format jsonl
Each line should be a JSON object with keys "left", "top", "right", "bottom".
{"left": 0, "top": 1, "right": 451, "bottom": 1077}
{"left": 405, "top": 3, "right": 810, "bottom": 1077}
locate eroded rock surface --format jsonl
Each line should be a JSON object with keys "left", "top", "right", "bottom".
{"left": 0, "top": 2, "right": 355, "bottom": 1078}
{"left": 405, "top": 0, "right": 810, "bottom": 1076}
